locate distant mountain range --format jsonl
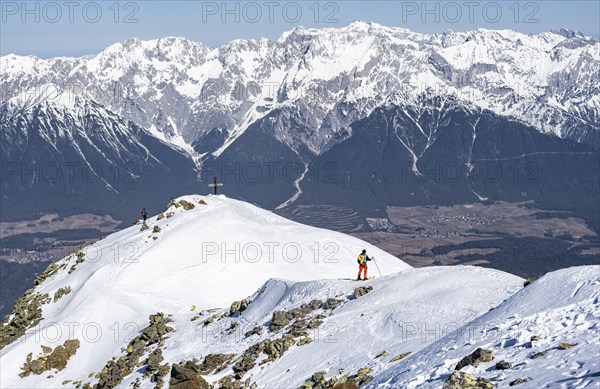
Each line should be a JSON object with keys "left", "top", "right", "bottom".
{"left": 1, "top": 22, "right": 598, "bottom": 222}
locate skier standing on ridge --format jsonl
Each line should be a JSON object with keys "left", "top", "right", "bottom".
{"left": 357, "top": 249, "right": 372, "bottom": 281}
{"left": 141, "top": 208, "right": 147, "bottom": 223}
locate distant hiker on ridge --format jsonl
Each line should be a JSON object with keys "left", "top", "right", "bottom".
{"left": 141, "top": 208, "right": 147, "bottom": 223}
{"left": 357, "top": 249, "right": 372, "bottom": 281}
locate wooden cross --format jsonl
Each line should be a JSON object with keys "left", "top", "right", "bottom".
{"left": 208, "top": 176, "right": 223, "bottom": 195}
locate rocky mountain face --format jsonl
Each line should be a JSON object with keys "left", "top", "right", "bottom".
{"left": 1, "top": 23, "right": 598, "bottom": 221}
{"left": 0, "top": 98, "right": 199, "bottom": 221}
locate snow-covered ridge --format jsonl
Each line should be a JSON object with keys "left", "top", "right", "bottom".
{"left": 0, "top": 195, "right": 597, "bottom": 388}
{"left": 373, "top": 265, "right": 600, "bottom": 388}
{"left": 1, "top": 23, "right": 598, "bottom": 156}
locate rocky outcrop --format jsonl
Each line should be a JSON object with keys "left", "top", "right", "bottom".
{"left": 390, "top": 352, "right": 411, "bottom": 362}
{"left": 95, "top": 313, "right": 173, "bottom": 389}
{"left": 53, "top": 286, "right": 72, "bottom": 302}
{"left": 286, "top": 317, "right": 323, "bottom": 338}
{"left": 0, "top": 289, "right": 50, "bottom": 349}
{"left": 68, "top": 250, "right": 86, "bottom": 273}
{"left": 232, "top": 354, "right": 256, "bottom": 380}
{"left": 198, "top": 353, "right": 235, "bottom": 374}
{"left": 271, "top": 311, "right": 292, "bottom": 332}
{"left": 331, "top": 383, "right": 357, "bottom": 389}
{"left": 322, "top": 298, "right": 343, "bottom": 310}
{"left": 244, "top": 326, "right": 263, "bottom": 338}
{"left": 270, "top": 299, "right": 328, "bottom": 332}
{"left": 144, "top": 348, "right": 170, "bottom": 388}
{"left": 495, "top": 360, "right": 512, "bottom": 370}
{"left": 509, "top": 378, "right": 529, "bottom": 386}
{"left": 175, "top": 200, "right": 195, "bottom": 211}
{"left": 353, "top": 286, "right": 373, "bottom": 299}
{"left": 225, "top": 299, "right": 250, "bottom": 317}
{"left": 455, "top": 348, "right": 494, "bottom": 370}
{"left": 233, "top": 334, "right": 299, "bottom": 379}
{"left": 34, "top": 262, "right": 61, "bottom": 285}
{"left": 300, "top": 367, "right": 373, "bottom": 389}
{"left": 443, "top": 370, "right": 493, "bottom": 389}
{"left": 530, "top": 350, "right": 549, "bottom": 359}
{"left": 19, "top": 339, "right": 80, "bottom": 377}
{"left": 559, "top": 342, "right": 577, "bottom": 349}
{"left": 169, "top": 361, "right": 209, "bottom": 389}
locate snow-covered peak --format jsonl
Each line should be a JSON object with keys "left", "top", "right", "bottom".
{"left": 14, "top": 195, "right": 409, "bottom": 311}
{"left": 1, "top": 23, "right": 598, "bottom": 154}
{"left": 0, "top": 195, "right": 596, "bottom": 388}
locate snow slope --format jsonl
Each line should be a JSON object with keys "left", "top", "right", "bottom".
{"left": 236, "top": 266, "right": 521, "bottom": 388}
{"left": 0, "top": 195, "right": 408, "bottom": 387}
{"left": 372, "top": 265, "right": 600, "bottom": 388}
{"left": 1, "top": 196, "right": 596, "bottom": 389}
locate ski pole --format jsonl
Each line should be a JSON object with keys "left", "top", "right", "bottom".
{"left": 372, "top": 257, "right": 383, "bottom": 277}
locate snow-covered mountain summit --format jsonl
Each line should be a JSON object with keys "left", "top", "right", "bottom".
{"left": 2, "top": 23, "right": 598, "bottom": 154}
{"left": 2, "top": 23, "right": 599, "bottom": 221}
{"left": 1, "top": 195, "right": 597, "bottom": 388}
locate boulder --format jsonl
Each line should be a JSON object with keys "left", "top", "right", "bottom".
{"left": 244, "top": 326, "right": 263, "bottom": 338}
{"left": 374, "top": 350, "right": 388, "bottom": 359}
{"left": 199, "top": 353, "right": 235, "bottom": 374}
{"left": 332, "top": 383, "right": 358, "bottom": 389}
{"left": 530, "top": 350, "right": 549, "bottom": 359}
{"left": 271, "top": 311, "right": 291, "bottom": 332}
{"left": 232, "top": 354, "right": 256, "bottom": 379}
{"left": 297, "top": 337, "right": 313, "bottom": 346}
{"left": 146, "top": 348, "right": 163, "bottom": 373}
{"left": 19, "top": 339, "right": 80, "bottom": 377}
{"left": 261, "top": 335, "right": 296, "bottom": 362}
{"left": 455, "top": 348, "right": 494, "bottom": 370}
{"left": 352, "top": 367, "right": 374, "bottom": 386}
{"left": 169, "top": 361, "right": 209, "bottom": 389}
{"left": 353, "top": 286, "right": 373, "bottom": 299}
{"left": 53, "top": 286, "right": 72, "bottom": 302}
{"left": 177, "top": 200, "right": 195, "bottom": 210}
{"left": 559, "top": 342, "right": 577, "bottom": 350}
{"left": 323, "top": 298, "right": 344, "bottom": 310}
{"left": 509, "top": 378, "right": 529, "bottom": 386}
{"left": 390, "top": 352, "right": 411, "bottom": 362}
{"left": 95, "top": 360, "right": 124, "bottom": 388}
{"left": 495, "top": 360, "right": 512, "bottom": 370}
{"left": 443, "top": 370, "right": 493, "bottom": 389}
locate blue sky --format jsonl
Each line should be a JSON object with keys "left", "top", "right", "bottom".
{"left": 1, "top": 1, "right": 599, "bottom": 58}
